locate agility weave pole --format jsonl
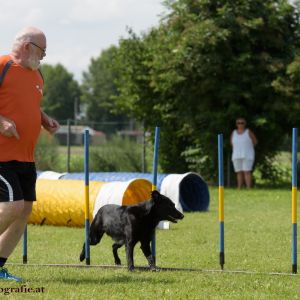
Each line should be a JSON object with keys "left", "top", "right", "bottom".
{"left": 22, "top": 226, "right": 27, "bottom": 264}
{"left": 218, "top": 134, "right": 225, "bottom": 270}
{"left": 151, "top": 126, "right": 160, "bottom": 266}
{"left": 217, "top": 129, "right": 299, "bottom": 275}
{"left": 84, "top": 129, "right": 91, "bottom": 265}
{"left": 292, "top": 128, "right": 298, "bottom": 274}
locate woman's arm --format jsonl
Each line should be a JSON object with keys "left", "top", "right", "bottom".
{"left": 249, "top": 130, "right": 258, "bottom": 146}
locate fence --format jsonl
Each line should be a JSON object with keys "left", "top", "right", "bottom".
{"left": 35, "top": 119, "right": 150, "bottom": 173}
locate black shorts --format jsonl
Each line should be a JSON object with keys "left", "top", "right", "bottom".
{"left": 0, "top": 161, "right": 37, "bottom": 202}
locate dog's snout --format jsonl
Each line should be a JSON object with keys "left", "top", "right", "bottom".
{"left": 172, "top": 209, "right": 184, "bottom": 220}
{"left": 177, "top": 212, "right": 184, "bottom": 219}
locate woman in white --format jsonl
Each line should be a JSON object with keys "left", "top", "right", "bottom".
{"left": 231, "top": 118, "right": 258, "bottom": 188}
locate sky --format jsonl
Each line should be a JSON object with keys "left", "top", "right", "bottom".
{"left": 0, "top": 0, "right": 166, "bottom": 81}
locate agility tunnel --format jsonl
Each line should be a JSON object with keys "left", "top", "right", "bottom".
{"left": 28, "top": 178, "right": 152, "bottom": 227}
{"left": 160, "top": 172, "right": 209, "bottom": 212}
{"left": 59, "top": 171, "right": 209, "bottom": 212}
{"left": 37, "top": 171, "right": 209, "bottom": 214}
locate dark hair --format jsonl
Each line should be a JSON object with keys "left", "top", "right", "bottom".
{"left": 236, "top": 118, "right": 247, "bottom": 125}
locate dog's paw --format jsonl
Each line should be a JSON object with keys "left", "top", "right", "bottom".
{"left": 150, "top": 266, "right": 159, "bottom": 272}
{"left": 115, "top": 260, "right": 121, "bottom": 265}
{"left": 128, "top": 266, "right": 135, "bottom": 272}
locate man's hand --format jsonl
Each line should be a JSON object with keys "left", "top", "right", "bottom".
{"left": 41, "top": 111, "right": 60, "bottom": 134}
{"left": 0, "top": 116, "right": 20, "bottom": 139}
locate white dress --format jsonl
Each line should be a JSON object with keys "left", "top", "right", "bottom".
{"left": 231, "top": 129, "right": 255, "bottom": 161}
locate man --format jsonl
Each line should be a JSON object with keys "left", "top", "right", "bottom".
{"left": 0, "top": 27, "right": 60, "bottom": 282}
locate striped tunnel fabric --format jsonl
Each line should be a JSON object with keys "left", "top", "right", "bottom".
{"left": 37, "top": 171, "right": 210, "bottom": 213}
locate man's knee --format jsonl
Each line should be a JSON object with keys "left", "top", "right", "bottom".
{"left": 0, "top": 201, "right": 25, "bottom": 221}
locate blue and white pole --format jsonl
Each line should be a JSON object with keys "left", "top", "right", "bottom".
{"left": 22, "top": 226, "right": 27, "bottom": 264}
{"left": 218, "top": 134, "right": 225, "bottom": 270}
{"left": 151, "top": 127, "right": 160, "bottom": 266}
{"left": 292, "top": 128, "right": 298, "bottom": 274}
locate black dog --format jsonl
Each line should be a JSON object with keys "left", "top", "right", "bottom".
{"left": 80, "top": 190, "right": 184, "bottom": 271}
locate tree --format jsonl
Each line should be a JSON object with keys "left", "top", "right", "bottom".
{"left": 41, "top": 64, "right": 81, "bottom": 121}
{"left": 272, "top": 0, "right": 300, "bottom": 126}
{"left": 113, "top": 0, "right": 299, "bottom": 181}
{"left": 81, "top": 46, "right": 130, "bottom": 131}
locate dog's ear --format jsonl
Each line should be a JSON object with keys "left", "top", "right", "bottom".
{"left": 151, "top": 190, "right": 160, "bottom": 202}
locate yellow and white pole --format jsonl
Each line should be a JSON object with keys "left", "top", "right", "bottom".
{"left": 84, "top": 129, "right": 90, "bottom": 265}
{"left": 218, "top": 134, "right": 225, "bottom": 270}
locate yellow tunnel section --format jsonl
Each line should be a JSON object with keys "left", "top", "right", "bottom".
{"left": 29, "top": 179, "right": 104, "bottom": 227}
{"left": 122, "top": 179, "right": 152, "bottom": 205}
{"left": 28, "top": 178, "right": 152, "bottom": 227}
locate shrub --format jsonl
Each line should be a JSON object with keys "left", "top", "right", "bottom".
{"left": 35, "top": 130, "right": 59, "bottom": 170}
{"left": 90, "top": 136, "right": 143, "bottom": 172}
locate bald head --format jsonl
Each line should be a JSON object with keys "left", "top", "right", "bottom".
{"left": 12, "top": 27, "right": 46, "bottom": 51}
{"left": 10, "top": 27, "right": 46, "bottom": 70}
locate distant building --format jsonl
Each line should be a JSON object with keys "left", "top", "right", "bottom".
{"left": 55, "top": 125, "right": 106, "bottom": 145}
{"left": 117, "top": 129, "right": 144, "bottom": 142}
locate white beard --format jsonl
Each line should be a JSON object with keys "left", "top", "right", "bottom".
{"left": 28, "top": 56, "right": 40, "bottom": 70}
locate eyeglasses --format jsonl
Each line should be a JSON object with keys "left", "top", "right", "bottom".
{"left": 29, "top": 42, "right": 46, "bottom": 55}
{"left": 236, "top": 122, "right": 245, "bottom": 125}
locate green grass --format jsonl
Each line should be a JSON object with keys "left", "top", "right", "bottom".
{"left": 3, "top": 187, "right": 300, "bottom": 299}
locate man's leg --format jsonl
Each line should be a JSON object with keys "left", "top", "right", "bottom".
{"left": 0, "top": 161, "right": 36, "bottom": 282}
{"left": 0, "top": 201, "right": 24, "bottom": 236}
{"left": 0, "top": 200, "right": 27, "bottom": 282}
{"left": 0, "top": 201, "right": 32, "bottom": 258}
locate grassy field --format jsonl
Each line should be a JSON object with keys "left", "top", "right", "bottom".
{"left": 3, "top": 187, "right": 300, "bottom": 299}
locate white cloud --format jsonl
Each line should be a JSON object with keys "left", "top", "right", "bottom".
{"left": 0, "top": 0, "right": 165, "bottom": 81}
{"left": 23, "top": 7, "right": 44, "bottom": 24}
{"left": 67, "top": 0, "right": 123, "bottom": 23}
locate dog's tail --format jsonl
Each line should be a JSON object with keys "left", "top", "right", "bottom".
{"left": 79, "top": 243, "right": 86, "bottom": 262}
{"left": 80, "top": 216, "right": 104, "bottom": 262}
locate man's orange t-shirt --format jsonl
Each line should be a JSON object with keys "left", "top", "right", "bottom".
{"left": 0, "top": 55, "right": 43, "bottom": 162}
